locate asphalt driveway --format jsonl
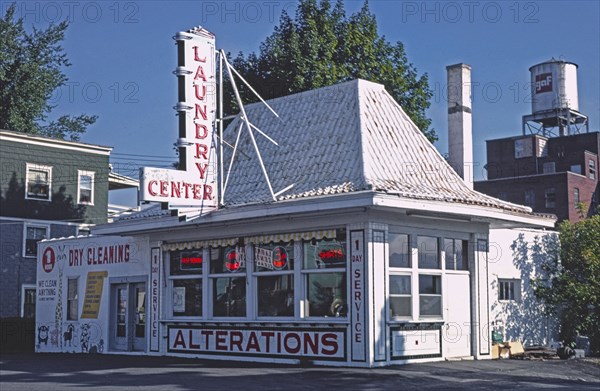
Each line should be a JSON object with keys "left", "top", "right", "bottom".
{"left": 1, "top": 353, "right": 599, "bottom": 390}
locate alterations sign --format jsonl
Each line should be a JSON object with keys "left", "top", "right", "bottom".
{"left": 140, "top": 27, "right": 217, "bottom": 212}
{"left": 168, "top": 326, "right": 346, "bottom": 360}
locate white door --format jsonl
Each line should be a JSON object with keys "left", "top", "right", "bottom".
{"left": 444, "top": 273, "right": 471, "bottom": 358}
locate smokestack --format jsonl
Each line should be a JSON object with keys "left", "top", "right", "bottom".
{"left": 447, "top": 63, "right": 473, "bottom": 189}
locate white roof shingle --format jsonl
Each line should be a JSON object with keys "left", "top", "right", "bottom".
{"left": 222, "top": 79, "right": 533, "bottom": 215}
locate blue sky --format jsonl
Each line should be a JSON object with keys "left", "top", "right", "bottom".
{"left": 5, "top": 1, "right": 599, "bottom": 205}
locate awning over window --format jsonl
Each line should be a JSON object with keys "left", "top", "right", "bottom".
{"left": 245, "top": 229, "right": 337, "bottom": 245}
{"left": 162, "top": 237, "right": 238, "bottom": 251}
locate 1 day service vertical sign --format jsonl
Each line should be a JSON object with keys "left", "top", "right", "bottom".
{"left": 350, "top": 230, "right": 366, "bottom": 361}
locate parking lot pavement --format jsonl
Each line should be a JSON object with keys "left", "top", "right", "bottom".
{"left": 1, "top": 353, "right": 599, "bottom": 391}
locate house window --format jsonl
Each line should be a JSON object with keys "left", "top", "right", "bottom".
{"left": 590, "top": 159, "right": 597, "bottom": 180}
{"left": 574, "top": 188, "right": 580, "bottom": 207}
{"left": 545, "top": 188, "right": 556, "bottom": 208}
{"left": 543, "top": 162, "right": 556, "bottom": 174}
{"left": 21, "top": 285, "right": 36, "bottom": 318}
{"left": 524, "top": 190, "right": 536, "bottom": 208}
{"left": 570, "top": 164, "right": 582, "bottom": 174}
{"left": 169, "top": 250, "right": 203, "bottom": 317}
{"left": 419, "top": 275, "right": 442, "bottom": 317}
{"left": 25, "top": 164, "right": 52, "bottom": 201}
{"left": 444, "top": 238, "right": 468, "bottom": 270}
{"left": 67, "top": 278, "right": 79, "bottom": 320}
{"left": 389, "top": 275, "right": 411, "bottom": 318}
{"left": 418, "top": 236, "right": 439, "bottom": 269}
{"left": 210, "top": 246, "right": 246, "bottom": 317}
{"left": 255, "top": 242, "right": 294, "bottom": 317}
{"left": 498, "top": 279, "right": 520, "bottom": 301}
{"left": 23, "top": 225, "right": 48, "bottom": 257}
{"left": 78, "top": 171, "right": 95, "bottom": 204}
{"left": 302, "top": 233, "right": 347, "bottom": 318}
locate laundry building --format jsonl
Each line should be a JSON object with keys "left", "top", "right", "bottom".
{"left": 36, "top": 76, "right": 556, "bottom": 366}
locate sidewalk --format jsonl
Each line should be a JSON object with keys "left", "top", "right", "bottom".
{"left": 1, "top": 353, "right": 599, "bottom": 390}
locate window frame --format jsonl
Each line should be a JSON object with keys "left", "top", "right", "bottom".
{"left": 574, "top": 187, "right": 580, "bottom": 207}
{"left": 77, "top": 170, "right": 95, "bottom": 205}
{"left": 542, "top": 161, "right": 556, "bottom": 174}
{"left": 417, "top": 235, "right": 440, "bottom": 269}
{"left": 444, "top": 238, "right": 468, "bottom": 271}
{"left": 253, "top": 241, "right": 296, "bottom": 319}
{"left": 418, "top": 274, "right": 443, "bottom": 318}
{"left": 67, "top": 277, "right": 79, "bottom": 321}
{"left": 25, "top": 163, "right": 52, "bottom": 201}
{"left": 22, "top": 223, "right": 49, "bottom": 258}
{"left": 545, "top": 187, "right": 556, "bottom": 208}
{"left": 498, "top": 278, "right": 521, "bottom": 302}
{"left": 21, "top": 284, "right": 36, "bottom": 318}
{"left": 589, "top": 158, "right": 596, "bottom": 180}
{"left": 209, "top": 245, "right": 247, "bottom": 319}
{"left": 389, "top": 273, "right": 412, "bottom": 319}
{"left": 167, "top": 249, "right": 205, "bottom": 319}
{"left": 524, "top": 190, "right": 535, "bottom": 208}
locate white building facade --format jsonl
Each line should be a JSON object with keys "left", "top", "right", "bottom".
{"left": 36, "top": 80, "right": 555, "bottom": 366}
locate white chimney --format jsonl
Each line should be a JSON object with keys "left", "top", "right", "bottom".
{"left": 447, "top": 63, "right": 473, "bottom": 189}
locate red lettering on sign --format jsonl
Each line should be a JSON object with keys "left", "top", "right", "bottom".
{"left": 321, "top": 333, "right": 338, "bottom": 355}
{"left": 195, "top": 143, "right": 208, "bottom": 159}
{"left": 192, "top": 46, "right": 207, "bottom": 62}
{"left": 195, "top": 123, "right": 208, "bottom": 139}
{"left": 284, "top": 333, "right": 301, "bottom": 354}
{"left": 230, "top": 331, "right": 243, "bottom": 352}
{"left": 246, "top": 332, "right": 260, "bottom": 352}
{"left": 173, "top": 330, "right": 186, "bottom": 349}
{"left": 215, "top": 331, "right": 227, "bottom": 351}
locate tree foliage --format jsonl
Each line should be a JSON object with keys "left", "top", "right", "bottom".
{"left": 534, "top": 213, "right": 600, "bottom": 354}
{"left": 0, "top": 4, "right": 96, "bottom": 141}
{"left": 225, "top": 0, "right": 436, "bottom": 142}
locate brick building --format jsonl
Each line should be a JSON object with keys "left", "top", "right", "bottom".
{"left": 474, "top": 132, "right": 599, "bottom": 223}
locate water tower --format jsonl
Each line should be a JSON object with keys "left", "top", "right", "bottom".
{"left": 522, "top": 59, "right": 589, "bottom": 137}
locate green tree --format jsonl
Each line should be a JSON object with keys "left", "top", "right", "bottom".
{"left": 225, "top": 0, "right": 436, "bottom": 142}
{"left": 0, "top": 4, "right": 97, "bottom": 141}
{"left": 535, "top": 213, "right": 600, "bottom": 354}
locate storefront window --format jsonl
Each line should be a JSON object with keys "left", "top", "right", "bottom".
{"left": 419, "top": 274, "right": 442, "bottom": 317}
{"left": 255, "top": 242, "right": 295, "bottom": 317}
{"left": 170, "top": 250, "right": 203, "bottom": 275}
{"left": 172, "top": 279, "right": 202, "bottom": 317}
{"left": 418, "top": 236, "right": 439, "bottom": 269}
{"left": 444, "top": 239, "right": 468, "bottom": 270}
{"left": 306, "top": 273, "right": 347, "bottom": 317}
{"left": 213, "top": 277, "right": 246, "bottom": 317}
{"left": 257, "top": 274, "right": 294, "bottom": 317}
{"left": 254, "top": 243, "right": 294, "bottom": 272}
{"left": 302, "top": 233, "right": 347, "bottom": 318}
{"left": 389, "top": 233, "right": 411, "bottom": 268}
{"left": 210, "top": 246, "right": 246, "bottom": 273}
{"left": 169, "top": 250, "right": 203, "bottom": 317}
{"left": 303, "top": 237, "right": 345, "bottom": 269}
{"left": 210, "top": 246, "right": 246, "bottom": 317}
{"left": 389, "top": 275, "right": 411, "bottom": 318}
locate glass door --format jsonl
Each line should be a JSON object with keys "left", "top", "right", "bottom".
{"left": 111, "top": 282, "right": 147, "bottom": 352}
{"left": 132, "top": 283, "right": 146, "bottom": 351}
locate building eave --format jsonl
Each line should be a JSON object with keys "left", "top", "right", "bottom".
{"left": 92, "top": 190, "right": 556, "bottom": 236}
{"left": 0, "top": 130, "right": 112, "bottom": 156}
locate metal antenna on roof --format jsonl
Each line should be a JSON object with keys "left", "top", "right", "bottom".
{"left": 219, "top": 49, "right": 293, "bottom": 203}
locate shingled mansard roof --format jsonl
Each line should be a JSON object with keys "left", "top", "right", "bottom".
{"left": 222, "top": 79, "right": 535, "bottom": 215}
